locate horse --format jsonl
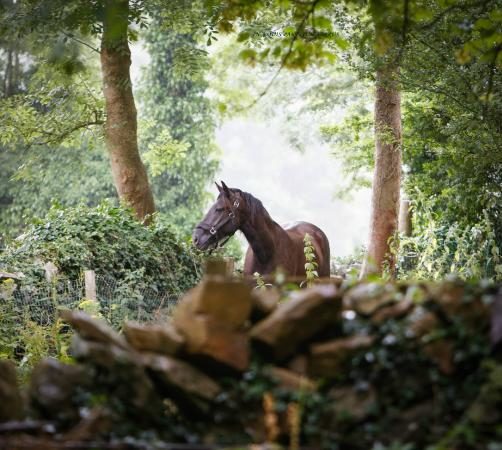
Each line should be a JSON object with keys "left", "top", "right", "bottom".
{"left": 193, "top": 181, "right": 330, "bottom": 278}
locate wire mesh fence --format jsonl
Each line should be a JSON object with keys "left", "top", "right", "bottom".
{"left": 7, "top": 273, "right": 182, "bottom": 329}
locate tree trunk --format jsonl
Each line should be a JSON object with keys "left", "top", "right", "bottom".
{"left": 361, "top": 63, "right": 402, "bottom": 277}
{"left": 100, "top": 0, "right": 155, "bottom": 223}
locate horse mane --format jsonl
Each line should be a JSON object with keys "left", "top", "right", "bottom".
{"left": 231, "top": 189, "right": 272, "bottom": 223}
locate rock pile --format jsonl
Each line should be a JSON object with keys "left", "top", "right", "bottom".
{"left": 0, "top": 270, "right": 501, "bottom": 449}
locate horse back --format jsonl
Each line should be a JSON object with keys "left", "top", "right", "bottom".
{"left": 283, "top": 221, "right": 331, "bottom": 277}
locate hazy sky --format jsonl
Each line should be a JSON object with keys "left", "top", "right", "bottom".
{"left": 131, "top": 43, "right": 371, "bottom": 257}
{"left": 215, "top": 120, "right": 371, "bottom": 256}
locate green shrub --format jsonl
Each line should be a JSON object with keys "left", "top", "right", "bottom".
{"left": 397, "top": 199, "right": 501, "bottom": 281}
{"left": 0, "top": 201, "right": 203, "bottom": 293}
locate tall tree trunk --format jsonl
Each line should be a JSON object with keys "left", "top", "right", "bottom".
{"left": 100, "top": 0, "right": 155, "bottom": 223}
{"left": 361, "top": 63, "right": 402, "bottom": 277}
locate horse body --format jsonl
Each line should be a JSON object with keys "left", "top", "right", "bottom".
{"left": 193, "top": 182, "right": 330, "bottom": 278}
{"left": 242, "top": 219, "right": 330, "bottom": 277}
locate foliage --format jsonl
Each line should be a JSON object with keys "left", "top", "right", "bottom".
{"left": 203, "top": 281, "right": 499, "bottom": 449}
{"left": 0, "top": 52, "right": 103, "bottom": 150}
{"left": 331, "top": 245, "right": 366, "bottom": 279}
{"left": 396, "top": 193, "right": 502, "bottom": 281}
{"left": 206, "top": 0, "right": 502, "bottom": 76}
{"left": 253, "top": 271, "right": 274, "bottom": 290}
{"left": 302, "top": 233, "right": 319, "bottom": 287}
{"left": 0, "top": 279, "right": 72, "bottom": 381}
{"left": 0, "top": 0, "right": 222, "bottom": 241}
{"left": 0, "top": 142, "right": 115, "bottom": 245}
{"left": 0, "top": 202, "right": 203, "bottom": 293}
{"left": 0, "top": 7, "right": 220, "bottom": 245}
{"left": 0, "top": 38, "right": 112, "bottom": 243}
{"left": 138, "top": 16, "right": 219, "bottom": 237}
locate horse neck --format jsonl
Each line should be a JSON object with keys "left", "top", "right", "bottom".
{"left": 239, "top": 199, "right": 288, "bottom": 264}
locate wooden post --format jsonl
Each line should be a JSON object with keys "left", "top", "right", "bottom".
{"left": 44, "top": 262, "right": 59, "bottom": 283}
{"left": 204, "top": 258, "right": 235, "bottom": 277}
{"left": 224, "top": 257, "right": 235, "bottom": 277}
{"left": 399, "top": 198, "right": 412, "bottom": 237}
{"left": 84, "top": 270, "right": 97, "bottom": 300}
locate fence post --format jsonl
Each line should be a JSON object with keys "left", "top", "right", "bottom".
{"left": 84, "top": 270, "right": 97, "bottom": 300}
{"left": 399, "top": 198, "right": 412, "bottom": 237}
{"left": 204, "top": 258, "right": 235, "bottom": 277}
{"left": 44, "top": 262, "right": 58, "bottom": 283}
{"left": 224, "top": 257, "right": 235, "bottom": 277}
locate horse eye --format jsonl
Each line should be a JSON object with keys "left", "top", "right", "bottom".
{"left": 215, "top": 207, "right": 224, "bottom": 212}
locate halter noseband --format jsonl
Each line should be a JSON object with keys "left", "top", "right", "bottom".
{"left": 196, "top": 199, "right": 240, "bottom": 248}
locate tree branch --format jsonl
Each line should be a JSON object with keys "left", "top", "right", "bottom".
{"left": 417, "top": 0, "right": 492, "bottom": 31}
{"left": 400, "top": 77, "right": 479, "bottom": 115}
{"left": 62, "top": 31, "right": 100, "bottom": 54}
{"left": 482, "top": 45, "right": 501, "bottom": 118}
{"left": 395, "top": 0, "right": 410, "bottom": 64}
{"left": 236, "top": 0, "right": 321, "bottom": 112}
{"left": 33, "top": 118, "right": 103, "bottom": 147}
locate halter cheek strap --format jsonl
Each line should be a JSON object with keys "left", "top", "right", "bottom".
{"left": 196, "top": 200, "right": 240, "bottom": 246}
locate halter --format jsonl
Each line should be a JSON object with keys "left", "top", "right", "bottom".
{"left": 196, "top": 199, "right": 240, "bottom": 249}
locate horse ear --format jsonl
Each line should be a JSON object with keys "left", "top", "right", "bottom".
{"left": 221, "top": 181, "right": 231, "bottom": 197}
{"left": 215, "top": 181, "right": 222, "bottom": 193}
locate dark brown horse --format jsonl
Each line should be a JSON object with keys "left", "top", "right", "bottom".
{"left": 193, "top": 181, "right": 330, "bottom": 277}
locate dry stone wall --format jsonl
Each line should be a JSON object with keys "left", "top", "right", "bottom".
{"left": 0, "top": 271, "right": 501, "bottom": 449}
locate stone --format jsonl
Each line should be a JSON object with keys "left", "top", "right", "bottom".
{"left": 62, "top": 407, "right": 111, "bottom": 442}
{"left": 329, "top": 385, "right": 377, "bottom": 421}
{"left": 371, "top": 297, "right": 414, "bottom": 324}
{"left": 182, "top": 277, "right": 252, "bottom": 329}
{"left": 176, "top": 313, "right": 250, "bottom": 372}
{"left": 60, "top": 310, "right": 129, "bottom": 350}
{"left": 406, "top": 307, "right": 440, "bottom": 339}
{"left": 322, "top": 276, "right": 344, "bottom": 286}
{"left": 172, "top": 273, "right": 257, "bottom": 372}
{"left": 423, "top": 339, "right": 455, "bottom": 375}
{"left": 491, "top": 287, "right": 502, "bottom": 352}
{"left": 267, "top": 366, "right": 316, "bottom": 392}
{"left": 250, "top": 284, "right": 341, "bottom": 360}
{"left": 404, "top": 284, "right": 428, "bottom": 304}
{"left": 174, "top": 277, "right": 252, "bottom": 330}
{"left": 70, "top": 335, "right": 139, "bottom": 368}
{"left": 430, "top": 280, "right": 490, "bottom": 327}
{"left": 309, "top": 335, "right": 376, "bottom": 377}
{"left": 250, "top": 287, "right": 280, "bottom": 321}
{"left": 173, "top": 282, "right": 251, "bottom": 371}
{"left": 140, "top": 353, "right": 221, "bottom": 402}
{"left": 344, "top": 282, "right": 398, "bottom": 316}
{"left": 0, "top": 360, "right": 23, "bottom": 422}
{"left": 29, "top": 359, "right": 90, "bottom": 424}
{"left": 123, "top": 321, "right": 184, "bottom": 356}
{"left": 70, "top": 336, "right": 165, "bottom": 423}
{"left": 287, "top": 355, "right": 309, "bottom": 376}
{"left": 466, "top": 364, "right": 502, "bottom": 425}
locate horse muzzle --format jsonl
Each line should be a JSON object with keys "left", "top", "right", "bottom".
{"left": 192, "top": 229, "right": 215, "bottom": 251}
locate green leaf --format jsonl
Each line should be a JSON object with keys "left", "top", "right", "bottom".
{"left": 237, "top": 31, "right": 250, "bottom": 42}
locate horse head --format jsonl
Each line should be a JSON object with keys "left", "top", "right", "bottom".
{"left": 193, "top": 181, "right": 245, "bottom": 251}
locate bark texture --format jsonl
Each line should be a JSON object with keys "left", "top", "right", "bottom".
{"left": 100, "top": 0, "right": 155, "bottom": 223}
{"left": 361, "top": 63, "right": 402, "bottom": 277}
